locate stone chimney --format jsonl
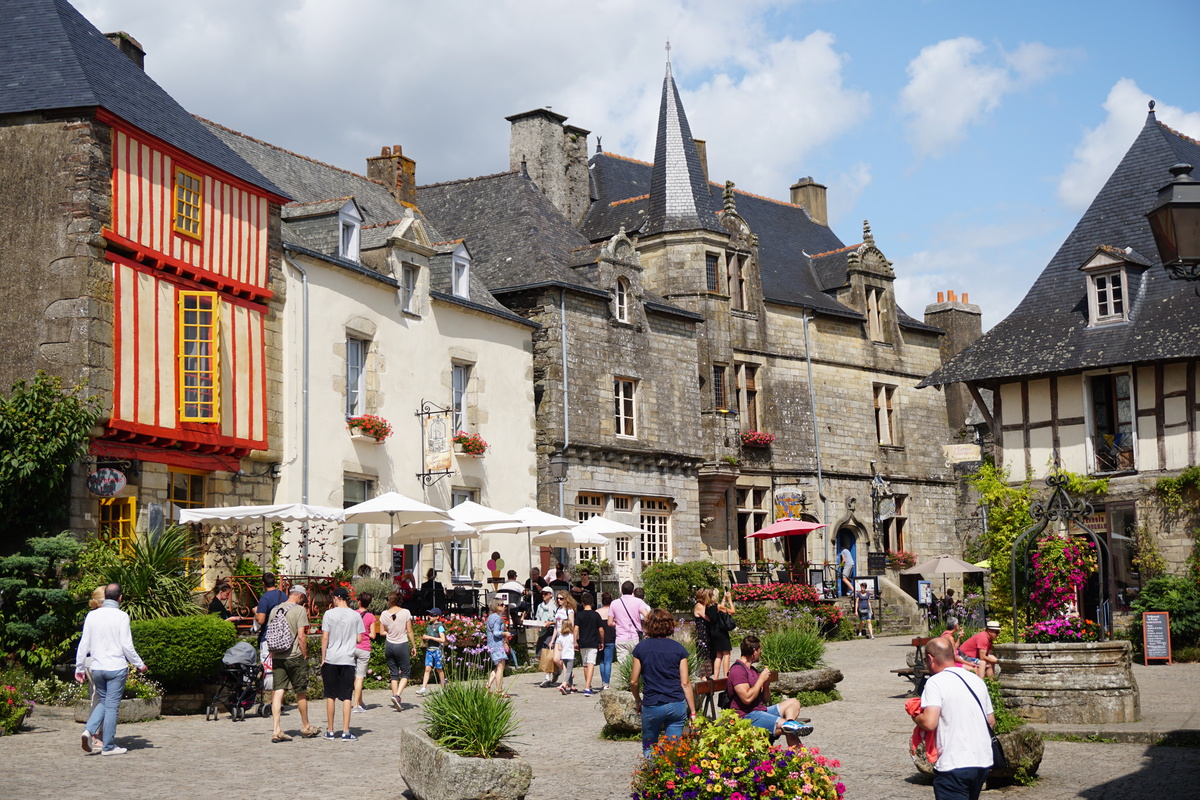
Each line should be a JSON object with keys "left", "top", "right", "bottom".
{"left": 925, "top": 290, "right": 983, "bottom": 432}
{"left": 790, "top": 177, "right": 827, "bottom": 226}
{"left": 694, "top": 139, "right": 709, "bottom": 183}
{"left": 366, "top": 145, "right": 417, "bottom": 207}
{"left": 506, "top": 109, "right": 591, "bottom": 225}
{"left": 104, "top": 31, "right": 145, "bottom": 69}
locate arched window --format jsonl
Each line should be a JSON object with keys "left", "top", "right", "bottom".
{"left": 615, "top": 277, "right": 630, "bottom": 322}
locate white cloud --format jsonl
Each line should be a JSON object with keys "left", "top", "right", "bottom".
{"left": 900, "top": 37, "right": 1067, "bottom": 160}
{"left": 1057, "top": 79, "right": 1200, "bottom": 210}
{"left": 826, "top": 162, "right": 872, "bottom": 228}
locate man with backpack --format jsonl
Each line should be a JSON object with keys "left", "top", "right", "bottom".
{"left": 267, "top": 584, "right": 320, "bottom": 742}
{"left": 255, "top": 573, "right": 287, "bottom": 656}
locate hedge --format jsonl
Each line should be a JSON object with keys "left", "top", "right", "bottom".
{"left": 131, "top": 615, "right": 237, "bottom": 689}
{"left": 641, "top": 560, "right": 726, "bottom": 611}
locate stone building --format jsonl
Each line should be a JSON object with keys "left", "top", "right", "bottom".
{"left": 922, "top": 106, "right": 1200, "bottom": 599}
{"left": 422, "top": 61, "right": 963, "bottom": 587}
{"left": 0, "top": 0, "right": 288, "bottom": 558}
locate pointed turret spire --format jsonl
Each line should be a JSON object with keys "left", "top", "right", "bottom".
{"left": 644, "top": 55, "right": 723, "bottom": 236}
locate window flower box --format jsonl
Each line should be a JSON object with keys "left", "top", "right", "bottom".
{"left": 452, "top": 430, "right": 488, "bottom": 456}
{"left": 347, "top": 414, "right": 392, "bottom": 442}
{"left": 740, "top": 430, "right": 775, "bottom": 447}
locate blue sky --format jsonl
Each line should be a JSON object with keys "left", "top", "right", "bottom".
{"left": 75, "top": 0, "right": 1200, "bottom": 329}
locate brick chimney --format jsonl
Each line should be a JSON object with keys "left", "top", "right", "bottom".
{"left": 104, "top": 31, "right": 145, "bottom": 69}
{"left": 790, "top": 177, "right": 827, "bottom": 226}
{"left": 925, "top": 290, "right": 983, "bottom": 432}
{"left": 366, "top": 145, "right": 417, "bottom": 207}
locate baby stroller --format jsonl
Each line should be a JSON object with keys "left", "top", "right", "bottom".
{"left": 206, "top": 641, "right": 267, "bottom": 721}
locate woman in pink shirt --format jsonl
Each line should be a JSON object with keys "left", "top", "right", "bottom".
{"left": 351, "top": 592, "right": 377, "bottom": 713}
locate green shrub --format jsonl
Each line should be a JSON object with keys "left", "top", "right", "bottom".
{"left": 131, "top": 615, "right": 237, "bottom": 689}
{"left": 985, "top": 676, "right": 1024, "bottom": 734}
{"left": 0, "top": 532, "right": 86, "bottom": 675}
{"left": 1130, "top": 576, "right": 1200, "bottom": 650}
{"left": 759, "top": 617, "right": 825, "bottom": 672}
{"left": 641, "top": 560, "right": 725, "bottom": 611}
{"left": 350, "top": 576, "right": 391, "bottom": 614}
{"left": 421, "top": 680, "right": 519, "bottom": 757}
{"left": 732, "top": 604, "right": 769, "bottom": 633}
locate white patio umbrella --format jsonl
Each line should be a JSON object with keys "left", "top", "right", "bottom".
{"left": 448, "top": 501, "right": 527, "bottom": 591}
{"left": 178, "top": 503, "right": 345, "bottom": 571}
{"left": 575, "top": 515, "right": 645, "bottom": 537}
{"left": 508, "top": 506, "right": 579, "bottom": 586}
{"left": 343, "top": 492, "right": 453, "bottom": 583}
{"left": 531, "top": 527, "right": 609, "bottom": 547}
{"left": 901, "top": 553, "right": 987, "bottom": 599}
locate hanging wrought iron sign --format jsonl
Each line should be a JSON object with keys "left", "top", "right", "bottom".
{"left": 87, "top": 468, "right": 127, "bottom": 497}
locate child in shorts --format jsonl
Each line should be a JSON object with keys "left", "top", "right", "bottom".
{"left": 417, "top": 608, "right": 446, "bottom": 695}
{"left": 555, "top": 618, "right": 576, "bottom": 695}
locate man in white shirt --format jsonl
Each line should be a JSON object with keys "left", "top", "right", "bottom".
{"left": 74, "top": 583, "right": 147, "bottom": 756}
{"left": 912, "top": 637, "right": 995, "bottom": 800}
{"left": 321, "top": 587, "right": 365, "bottom": 740}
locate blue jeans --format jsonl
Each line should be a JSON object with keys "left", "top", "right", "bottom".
{"left": 599, "top": 642, "right": 615, "bottom": 685}
{"left": 746, "top": 703, "right": 785, "bottom": 734}
{"left": 85, "top": 668, "right": 128, "bottom": 751}
{"left": 641, "top": 699, "right": 688, "bottom": 755}
{"left": 932, "top": 766, "right": 989, "bottom": 800}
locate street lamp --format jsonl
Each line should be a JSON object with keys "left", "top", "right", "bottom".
{"left": 548, "top": 450, "right": 568, "bottom": 483}
{"left": 1146, "top": 163, "right": 1200, "bottom": 281}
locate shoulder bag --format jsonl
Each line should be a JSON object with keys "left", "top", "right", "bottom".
{"left": 949, "top": 670, "right": 1008, "bottom": 772}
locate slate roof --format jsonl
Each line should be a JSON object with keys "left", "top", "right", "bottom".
{"left": 921, "top": 111, "right": 1200, "bottom": 388}
{"left": 584, "top": 153, "right": 930, "bottom": 323}
{"left": 0, "top": 0, "right": 285, "bottom": 199}
{"left": 418, "top": 171, "right": 608, "bottom": 296}
{"left": 645, "top": 62, "right": 724, "bottom": 236}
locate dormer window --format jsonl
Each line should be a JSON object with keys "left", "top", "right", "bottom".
{"left": 1090, "top": 271, "right": 1125, "bottom": 324}
{"left": 615, "top": 277, "right": 630, "bottom": 322}
{"left": 338, "top": 200, "right": 362, "bottom": 262}
{"left": 866, "top": 286, "right": 885, "bottom": 341}
{"left": 1080, "top": 246, "right": 1141, "bottom": 327}
{"left": 452, "top": 253, "right": 470, "bottom": 299}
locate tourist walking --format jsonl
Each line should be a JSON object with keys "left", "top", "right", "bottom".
{"left": 379, "top": 592, "right": 415, "bottom": 710}
{"left": 555, "top": 618, "right": 576, "bottom": 694}
{"left": 321, "top": 587, "right": 364, "bottom": 740}
{"left": 417, "top": 608, "right": 447, "bottom": 694}
{"left": 629, "top": 608, "right": 695, "bottom": 755}
{"left": 855, "top": 582, "right": 875, "bottom": 639}
{"left": 839, "top": 546, "right": 854, "bottom": 595}
{"left": 693, "top": 588, "right": 712, "bottom": 679}
{"left": 611, "top": 581, "right": 649, "bottom": 663}
{"left": 911, "top": 637, "right": 995, "bottom": 800}
{"left": 74, "top": 583, "right": 147, "bottom": 756}
{"left": 351, "top": 591, "right": 377, "bottom": 713}
{"left": 597, "top": 591, "right": 617, "bottom": 690}
{"left": 485, "top": 595, "right": 511, "bottom": 696}
{"left": 574, "top": 592, "right": 604, "bottom": 694}
{"left": 254, "top": 573, "right": 287, "bottom": 657}
{"left": 266, "top": 584, "right": 320, "bottom": 742}
{"left": 703, "top": 588, "right": 735, "bottom": 679}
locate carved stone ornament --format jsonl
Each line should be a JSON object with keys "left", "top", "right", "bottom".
{"left": 846, "top": 219, "right": 894, "bottom": 278}
{"left": 601, "top": 226, "right": 641, "bottom": 269}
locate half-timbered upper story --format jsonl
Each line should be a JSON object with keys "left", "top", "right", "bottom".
{"left": 922, "top": 108, "right": 1200, "bottom": 485}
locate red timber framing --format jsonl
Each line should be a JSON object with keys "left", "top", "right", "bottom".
{"left": 98, "top": 111, "right": 282, "bottom": 462}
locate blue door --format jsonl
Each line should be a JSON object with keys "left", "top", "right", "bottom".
{"left": 836, "top": 529, "right": 857, "bottom": 596}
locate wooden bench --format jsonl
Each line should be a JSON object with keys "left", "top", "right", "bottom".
{"left": 693, "top": 677, "right": 727, "bottom": 719}
{"left": 895, "top": 637, "right": 933, "bottom": 695}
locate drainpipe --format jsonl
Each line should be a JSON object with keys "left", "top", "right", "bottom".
{"left": 558, "top": 288, "right": 570, "bottom": 518}
{"left": 283, "top": 253, "right": 311, "bottom": 572}
{"left": 802, "top": 312, "right": 829, "bottom": 566}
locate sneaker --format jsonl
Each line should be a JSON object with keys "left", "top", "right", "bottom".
{"left": 537, "top": 679, "right": 554, "bottom": 688}
{"left": 351, "top": 705, "right": 367, "bottom": 713}
{"left": 341, "top": 731, "right": 358, "bottom": 741}
{"left": 780, "top": 720, "right": 814, "bottom": 737}
{"left": 101, "top": 746, "right": 127, "bottom": 756}
{"left": 582, "top": 689, "right": 594, "bottom": 696}
{"left": 602, "top": 684, "right": 609, "bottom": 691}
{"left": 323, "top": 731, "right": 336, "bottom": 740}
{"left": 416, "top": 688, "right": 428, "bottom": 696}
{"left": 391, "top": 695, "right": 403, "bottom": 712}
{"left": 81, "top": 729, "right": 93, "bottom": 753}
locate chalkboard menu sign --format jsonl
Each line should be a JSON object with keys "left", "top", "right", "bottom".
{"left": 867, "top": 551, "right": 887, "bottom": 576}
{"left": 1142, "top": 611, "right": 1172, "bottom": 664}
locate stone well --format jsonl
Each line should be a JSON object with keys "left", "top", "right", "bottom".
{"left": 995, "top": 640, "right": 1139, "bottom": 724}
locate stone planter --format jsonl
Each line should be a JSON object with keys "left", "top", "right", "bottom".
{"left": 73, "top": 696, "right": 162, "bottom": 724}
{"left": 912, "top": 726, "right": 1043, "bottom": 781}
{"left": 995, "top": 640, "right": 1139, "bottom": 724}
{"left": 399, "top": 727, "right": 532, "bottom": 800}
